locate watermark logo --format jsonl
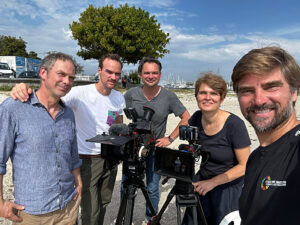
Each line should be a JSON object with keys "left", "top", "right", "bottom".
{"left": 261, "top": 176, "right": 286, "bottom": 191}
{"left": 261, "top": 176, "right": 271, "bottom": 190}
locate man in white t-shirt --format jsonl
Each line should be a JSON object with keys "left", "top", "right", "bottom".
{"left": 10, "top": 53, "right": 126, "bottom": 225}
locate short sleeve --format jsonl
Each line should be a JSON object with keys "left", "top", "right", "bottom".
{"left": 117, "top": 94, "right": 126, "bottom": 116}
{"left": 124, "top": 89, "right": 132, "bottom": 108}
{"left": 228, "top": 115, "right": 251, "bottom": 149}
{"left": 188, "top": 110, "right": 202, "bottom": 127}
{"left": 63, "top": 87, "right": 80, "bottom": 111}
{"left": 168, "top": 91, "right": 186, "bottom": 117}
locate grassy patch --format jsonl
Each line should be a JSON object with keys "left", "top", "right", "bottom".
{"left": 0, "top": 86, "right": 13, "bottom": 91}
{"left": 0, "top": 85, "right": 40, "bottom": 92}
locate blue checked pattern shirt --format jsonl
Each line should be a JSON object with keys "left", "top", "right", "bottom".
{"left": 0, "top": 92, "right": 81, "bottom": 214}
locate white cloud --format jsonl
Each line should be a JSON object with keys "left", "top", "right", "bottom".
{"left": 143, "top": 0, "right": 178, "bottom": 8}
{"left": 273, "top": 26, "right": 300, "bottom": 36}
{"left": 160, "top": 22, "right": 300, "bottom": 66}
{"left": 2, "top": 0, "right": 300, "bottom": 79}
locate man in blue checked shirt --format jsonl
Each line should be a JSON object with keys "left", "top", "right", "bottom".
{"left": 0, "top": 52, "right": 82, "bottom": 224}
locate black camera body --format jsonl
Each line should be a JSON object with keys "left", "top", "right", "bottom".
{"left": 154, "top": 125, "right": 206, "bottom": 194}
{"left": 87, "top": 106, "right": 156, "bottom": 179}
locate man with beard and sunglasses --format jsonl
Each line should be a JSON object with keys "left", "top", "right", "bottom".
{"left": 10, "top": 53, "right": 126, "bottom": 225}
{"left": 231, "top": 46, "right": 300, "bottom": 225}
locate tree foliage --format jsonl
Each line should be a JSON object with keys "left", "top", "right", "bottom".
{"left": 0, "top": 36, "right": 27, "bottom": 57}
{"left": 129, "top": 70, "right": 140, "bottom": 84}
{"left": 0, "top": 35, "right": 40, "bottom": 59}
{"left": 28, "top": 51, "right": 41, "bottom": 60}
{"left": 70, "top": 4, "right": 170, "bottom": 64}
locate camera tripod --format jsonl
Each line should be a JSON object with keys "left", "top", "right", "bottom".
{"left": 115, "top": 163, "right": 156, "bottom": 225}
{"left": 149, "top": 180, "right": 208, "bottom": 225}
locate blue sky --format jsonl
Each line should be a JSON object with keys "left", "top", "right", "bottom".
{"left": 1, "top": 0, "right": 300, "bottom": 82}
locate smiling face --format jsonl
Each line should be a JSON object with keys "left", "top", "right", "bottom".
{"left": 139, "top": 62, "right": 161, "bottom": 88}
{"left": 196, "top": 83, "right": 223, "bottom": 112}
{"left": 40, "top": 59, "right": 75, "bottom": 99}
{"left": 237, "top": 68, "right": 297, "bottom": 133}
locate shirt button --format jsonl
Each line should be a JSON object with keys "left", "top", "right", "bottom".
{"left": 56, "top": 149, "right": 59, "bottom": 153}
{"left": 55, "top": 134, "right": 58, "bottom": 138}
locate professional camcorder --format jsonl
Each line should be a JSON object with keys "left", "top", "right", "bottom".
{"left": 154, "top": 125, "right": 209, "bottom": 192}
{"left": 155, "top": 126, "right": 202, "bottom": 181}
{"left": 87, "top": 106, "right": 156, "bottom": 178}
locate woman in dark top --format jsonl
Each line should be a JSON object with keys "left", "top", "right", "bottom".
{"left": 182, "top": 73, "right": 251, "bottom": 225}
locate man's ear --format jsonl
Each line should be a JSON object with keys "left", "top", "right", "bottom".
{"left": 291, "top": 89, "right": 298, "bottom": 103}
{"left": 40, "top": 67, "right": 47, "bottom": 80}
{"left": 97, "top": 67, "right": 102, "bottom": 76}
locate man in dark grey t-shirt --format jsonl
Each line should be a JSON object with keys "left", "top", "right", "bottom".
{"left": 124, "top": 56, "right": 190, "bottom": 221}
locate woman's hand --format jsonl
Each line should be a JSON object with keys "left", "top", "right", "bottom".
{"left": 192, "top": 179, "right": 217, "bottom": 196}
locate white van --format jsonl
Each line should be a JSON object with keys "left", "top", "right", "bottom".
{"left": 0, "top": 62, "right": 14, "bottom": 78}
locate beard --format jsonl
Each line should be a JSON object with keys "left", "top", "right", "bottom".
{"left": 245, "top": 99, "right": 293, "bottom": 133}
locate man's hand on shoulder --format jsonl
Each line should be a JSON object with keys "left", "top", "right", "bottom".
{"left": 0, "top": 199, "right": 24, "bottom": 222}
{"left": 10, "top": 83, "right": 32, "bottom": 102}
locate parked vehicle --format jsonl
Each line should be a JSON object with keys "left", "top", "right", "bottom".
{"left": 0, "top": 56, "right": 41, "bottom": 77}
{"left": 0, "top": 62, "right": 14, "bottom": 78}
{"left": 18, "top": 71, "right": 40, "bottom": 78}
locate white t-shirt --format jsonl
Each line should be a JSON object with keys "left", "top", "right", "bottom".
{"left": 63, "top": 84, "right": 125, "bottom": 155}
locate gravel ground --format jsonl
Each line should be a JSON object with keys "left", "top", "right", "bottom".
{"left": 1, "top": 90, "right": 299, "bottom": 225}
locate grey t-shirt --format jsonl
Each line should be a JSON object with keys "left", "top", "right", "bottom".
{"left": 124, "top": 85, "right": 186, "bottom": 139}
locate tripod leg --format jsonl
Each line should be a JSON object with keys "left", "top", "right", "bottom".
{"left": 123, "top": 184, "right": 137, "bottom": 225}
{"left": 176, "top": 199, "right": 182, "bottom": 225}
{"left": 191, "top": 207, "right": 198, "bottom": 225}
{"left": 116, "top": 184, "right": 137, "bottom": 225}
{"left": 116, "top": 187, "right": 128, "bottom": 225}
{"left": 140, "top": 182, "right": 156, "bottom": 216}
{"left": 196, "top": 194, "right": 208, "bottom": 225}
{"left": 150, "top": 187, "right": 176, "bottom": 225}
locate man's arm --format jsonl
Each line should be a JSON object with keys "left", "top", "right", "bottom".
{"left": 0, "top": 104, "right": 25, "bottom": 221}
{"left": 10, "top": 83, "right": 32, "bottom": 102}
{"left": 71, "top": 168, "right": 82, "bottom": 200}
{"left": 0, "top": 174, "right": 24, "bottom": 222}
{"left": 155, "top": 110, "right": 190, "bottom": 147}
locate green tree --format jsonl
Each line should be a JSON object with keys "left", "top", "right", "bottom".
{"left": 0, "top": 35, "right": 40, "bottom": 59}
{"left": 28, "top": 51, "right": 41, "bottom": 60}
{"left": 0, "top": 36, "right": 27, "bottom": 57}
{"left": 70, "top": 4, "right": 170, "bottom": 64}
{"left": 129, "top": 70, "right": 140, "bottom": 84}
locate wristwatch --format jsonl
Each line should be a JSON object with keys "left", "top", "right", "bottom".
{"left": 168, "top": 136, "right": 174, "bottom": 143}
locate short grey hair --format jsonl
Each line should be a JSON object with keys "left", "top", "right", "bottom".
{"left": 41, "top": 52, "right": 80, "bottom": 74}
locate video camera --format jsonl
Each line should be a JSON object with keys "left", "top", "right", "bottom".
{"left": 87, "top": 106, "right": 156, "bottom": 179}
{"left": 154, "top": 125, "right": 209, "bottom": 193}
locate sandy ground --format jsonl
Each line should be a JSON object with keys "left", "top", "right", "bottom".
{"left": 0, "top": 90, "right": 300, "bottom": 225}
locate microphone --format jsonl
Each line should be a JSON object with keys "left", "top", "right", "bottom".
{"left": 109, "top": 124, "right": 129, "bottom": 136}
